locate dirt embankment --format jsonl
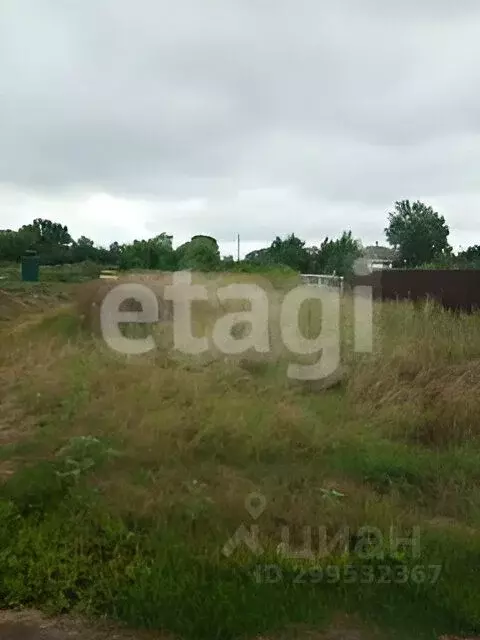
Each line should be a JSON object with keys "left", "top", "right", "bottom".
{"left": 0, "top": 284, "right": 75, "bottom": 322}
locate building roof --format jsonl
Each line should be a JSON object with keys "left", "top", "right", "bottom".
{"left": 362, "top": 244, "right": 397, "bottom": 261}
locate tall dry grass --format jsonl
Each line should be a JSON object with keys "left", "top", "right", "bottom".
{"left": 2, "top": 281, "right": 480, "bottom": 636}
{"left": 347, "top": 299, "right": 480, "bottom": 446}
{"left": 75, "top": 275, "right": 480, "bottom": 447}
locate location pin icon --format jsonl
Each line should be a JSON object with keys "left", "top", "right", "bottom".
{"left": 245, "top": 492, "right": 267, "bottom": 520}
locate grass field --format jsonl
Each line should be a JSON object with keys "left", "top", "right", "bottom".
{"left": 0, "top": 275, "right": 479, "bottom": 639}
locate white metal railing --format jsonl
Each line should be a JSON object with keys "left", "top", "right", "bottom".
{"left": 300, "top": 274, "right": 344, "bottom": 292}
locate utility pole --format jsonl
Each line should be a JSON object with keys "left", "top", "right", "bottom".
{"left": 237, "top": 233, "right": 240, "bottom": 262}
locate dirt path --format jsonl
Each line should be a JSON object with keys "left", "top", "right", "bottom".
{"left": 3, "top": 609, "right": 478, "bottom": 639}
{"left": 0, "top": 610, "right": 383, "bottom": 639}
{"left": 0, "top": 610, "right": 170, "bottom": 640}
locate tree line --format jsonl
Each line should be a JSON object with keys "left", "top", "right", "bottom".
{"left": 0, "top": 219, "right": 364, "bottom": 278}
{"left": 1, "top": 200, "right": 480, "bottom": 276}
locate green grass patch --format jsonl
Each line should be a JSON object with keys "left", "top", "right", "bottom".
{"left": 0, "top": 481, "right": 476, "bottom": 640}
{"left": 1, "top": 294, "right": 480, "bottom": 638}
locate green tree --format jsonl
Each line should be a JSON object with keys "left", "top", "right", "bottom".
{"left": 21, "top": 218, "right": 72, "bottom": 247}
{"left": 0, "top": 228, "right": 38, "bottom": 261}
{"left": 118, "top": 234, "right": 176, "bottom": 271}
{"left": 385, "top": 200, "right": 451, "bottom": 267}
{"left": 267, "top": 234, "right": 309, "bottom": 272}
{"left": 71, "top": 236, "right": 97, "bottom": 262}
{"left": 176, "top": 235, "right": 221, "bottom": 271}
{"left": 307, "top": 231, "right": 362, "bottom": 279}
{"left": 455, "top": 245, "right": 480, "bottom": 269}
{"left": 245, "top": 234, "right": 308, "bottom": 272}
{"left": 19, "top": 218, "right": 74, "bottom": 265}
{"left": 221, "top": 255, "right": 235, "bottom": 268}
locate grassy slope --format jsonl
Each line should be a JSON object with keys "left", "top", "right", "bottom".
{"left": 0, "top": 280, "right": 479, "bottom": 639}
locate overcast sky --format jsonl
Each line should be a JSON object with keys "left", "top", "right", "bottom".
{"left": 1, "top": 1, "right": 480, "bottom": 256}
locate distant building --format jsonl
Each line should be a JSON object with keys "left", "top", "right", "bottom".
{"left": 362, "top": 242, "right": 397, "bottom": 271}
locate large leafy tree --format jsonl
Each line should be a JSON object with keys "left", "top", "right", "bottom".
{"left": 119, "top": 233, "right": 176, "bottom": 270}
{"left": 457, "top": 245, "right": 480, "bottom": 268}
{"left": 0, "top": 220, "right": 120, "bottom": 265}
{"left": 267, "top": 234, "right": 309, "bottom": 272}
{"left": 385, "top": 200, "right": 451, "bottom": 267}
{"left": 20, "top": 218, "right": 72, "bottom": 247}
{"left": 18, "top": 218, "right": 74, "bottom": 264}
{"left": 177, "top": 235, "right": 221, "bottom": 271}
{"left": 244, "top": 232, "right": 361, "bottom": 278}
{"left": 307, "top": 231, "right": 362, "bottom": 279}
{"left": 245, "top": 234, "right": 309, "bottom": 272}
{"left": 70, "top": 236, "right": 97, "bottom": 262}
{"left": 0, "top": 228, "right": 38, "bottom": 261}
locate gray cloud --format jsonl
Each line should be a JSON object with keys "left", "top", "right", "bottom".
{"left": 1, "top": 0, "right": 480, "bottom": 249}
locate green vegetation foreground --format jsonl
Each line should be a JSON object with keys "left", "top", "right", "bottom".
{"left": 0, "top": 282, "right": 480, "bottom": 639}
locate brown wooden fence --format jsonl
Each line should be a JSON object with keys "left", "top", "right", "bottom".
{"left": 352, "top": 269, "right": 480, "bottom": 312}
